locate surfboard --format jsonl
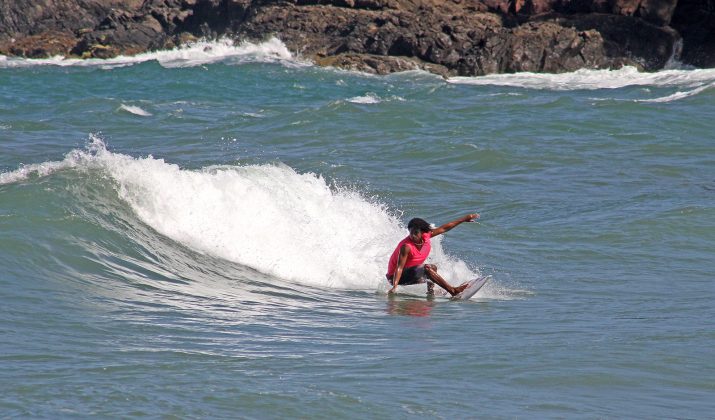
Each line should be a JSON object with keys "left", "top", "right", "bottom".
{"left": 450, "top": 276, "right": 488, "bottom": 300}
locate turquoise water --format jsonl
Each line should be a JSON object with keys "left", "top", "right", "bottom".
{"left": 1, "top": 42, "right": 714, "bottom": 417}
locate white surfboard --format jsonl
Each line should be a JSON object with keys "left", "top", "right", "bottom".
{"left": 449, "top": 276, "right": 488, "bottom": 300}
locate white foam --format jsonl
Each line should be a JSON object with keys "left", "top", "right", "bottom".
{"left": 119, "top": 104, "right": 152, "bottom": 116}
{"left": 635, "top": 82, "right": 715, "bottom": 103}
{"left": 347, "top": 93, "right": 382, "bottom": 104}
{"left": 0, "top": 136, "right": 481, "bottom": 291}
{"left": 448, "top": 66, "right": 715, "bottom": 90}
{"left": 345, "top": 93, "right": 406, "bottom": 104}
{"left": 0, "top": 37, "right": 297, "bottom": 69}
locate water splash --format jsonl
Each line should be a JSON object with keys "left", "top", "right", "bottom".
{"left": 448, "top": 66, "right": 715, "bottom": 90}
{"left": 0, "top": 37, "right": 298, "bottom": 69}
{"left": 0, "top": 135, "right": 482, "bottom": 292}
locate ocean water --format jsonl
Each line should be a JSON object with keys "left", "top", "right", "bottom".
{"left": 1, "top": 39, "right": 714, "bottom": 418}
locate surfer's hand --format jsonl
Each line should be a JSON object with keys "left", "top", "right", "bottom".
{"left": 388, "top": 286, "right": 397, "bottom": 294}
{"left": 466, "top": 213, "right": 480, "bottom": 222}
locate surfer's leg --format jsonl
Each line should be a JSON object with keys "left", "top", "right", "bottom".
{"left": 424, "top": 264, "right": 467, "bottom": 296}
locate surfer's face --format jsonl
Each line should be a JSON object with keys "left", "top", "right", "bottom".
{"left": 409, "top": 228, "right": 423, "bottom": 243}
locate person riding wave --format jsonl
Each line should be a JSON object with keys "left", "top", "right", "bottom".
{"left": 386, "top": 213, "right": 479, "bottom": 296}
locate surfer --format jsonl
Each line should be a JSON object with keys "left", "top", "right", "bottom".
{"left": 386, "top": 213, "right": 479, "bottom": 296}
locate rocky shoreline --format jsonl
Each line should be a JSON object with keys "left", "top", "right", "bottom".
{"left": 1, "top": 0, "right": 713, "bottom": 76}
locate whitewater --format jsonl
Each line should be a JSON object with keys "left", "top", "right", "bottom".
{"left": 1, "top": 134, "right": 480, "bottom": 292}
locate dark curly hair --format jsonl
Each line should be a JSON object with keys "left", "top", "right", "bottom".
{"left": 407, "top": 218, "right": 431, "bottom": 233}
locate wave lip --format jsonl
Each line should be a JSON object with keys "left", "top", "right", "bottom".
{"left": 0, "top": 37, "right": 297, "bottom": 69}
{"left": 635, "top": 81, "right": 715, "bottom": 103}
{"left": 0, "top": 160, "right": 76, "bottom": 185}
{"left": 119, "top": 104, "right": 152, "bottom": 116}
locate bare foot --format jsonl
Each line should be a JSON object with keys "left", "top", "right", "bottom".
{"left": 451, "top": 282, "right": 469, "bottom": 296}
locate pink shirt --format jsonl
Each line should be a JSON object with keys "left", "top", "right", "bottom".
{"left": 386, "top": 232, "right": 432, "bottom": 277}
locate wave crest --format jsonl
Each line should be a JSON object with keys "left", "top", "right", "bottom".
{"left": 448, "top": 66, "right": 715, "bottom": 91}
{"left": 1, "top": 135, "right": 480, "bottom": 291}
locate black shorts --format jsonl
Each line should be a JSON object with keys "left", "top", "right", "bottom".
{"left": 387, "top": 265, "right": 428, "bottom": 286}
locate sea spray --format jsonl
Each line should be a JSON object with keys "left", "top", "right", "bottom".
{"left": 0, "top": 136, "right": 480, "bottom": 290}
{"left": 0, "top": 37, "right": 297, "bottom": 69}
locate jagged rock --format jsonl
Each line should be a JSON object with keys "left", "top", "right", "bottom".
{"left": 610, "top": 0, "right": 677, "bottom": 25}
{"left": 671, "top": 0, "right": 715, "bottom": 67}
{"left": 5, "top": 31, "right": 77, "bottom": 58}
{"left": 0, "top": 0, "right": 710, "bottom": 74}
{"left": 638, "top": 0, "right": 678, "bottom": 26}
{"left": 71, "top": 8, "right": 170, "bottom": 57}
{"left": 316, "top": 52, "right": 425, "bottom": 74}
{"left": 237, "top": 3, "right": 678, "bottom": 74}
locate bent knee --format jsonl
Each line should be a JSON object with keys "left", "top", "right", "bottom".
{"left": 425, "top": 264, "right": 438, "bottom": 273}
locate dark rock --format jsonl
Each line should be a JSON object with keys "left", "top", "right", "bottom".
{"left": 670, "top": 0, "right": 715, "bottom": 67}
{"left": 639, "top": 0, "right": 678, "bottom": 26}
{"left": 0, "top": 0, "right": 710, "bottom": 74}
{"left": 315, "top": 52, "right": 451, "bottom": 75}
{"left": 557, "top": 13, "right": 681, "bottom": 70}
{"left": 6, "top": 31, "right": 77, "bottom": 58}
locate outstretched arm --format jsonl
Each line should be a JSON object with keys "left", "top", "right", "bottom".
{"left": 388, "top": 245, "right": 410, "bottom": 294}
{"left": 430, "top": 213, "right": 479, "bottom": 237}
